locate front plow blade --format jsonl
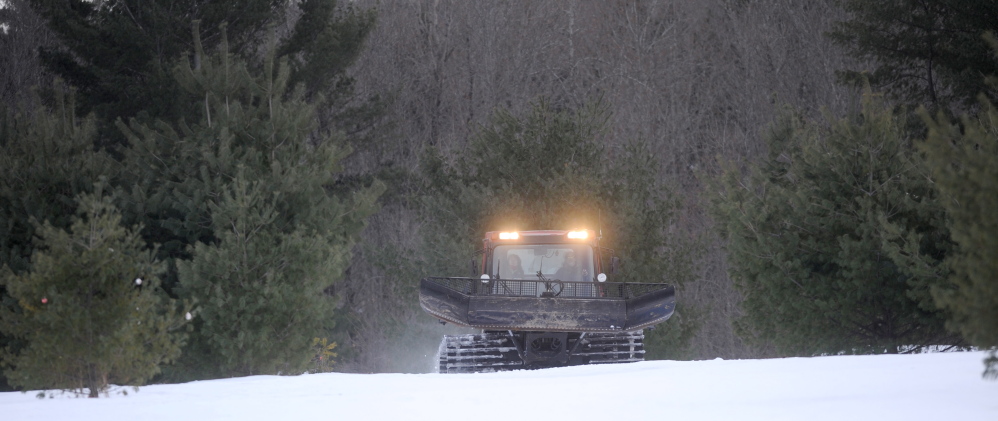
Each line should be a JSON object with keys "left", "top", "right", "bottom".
{"left": 419, "top": 277, "right": 675, "bottom": 332}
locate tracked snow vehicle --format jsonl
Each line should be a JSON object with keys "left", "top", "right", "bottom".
{"left": 419, "top": 229, "right": 675, "bottom": 373}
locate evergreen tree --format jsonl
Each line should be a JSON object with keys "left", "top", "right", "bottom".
{"left": 27, "top": 0, "right": 376, "bottom": 146}
{"left": 416, "top": 100, "right": 701, "bottom": 359}
{"left": 829, "top": 0, "right": 998, "bottom": 113}
{"left": 0, "top": 189, "right": 189, "bottom": 397}
{"left": 0, "top": 84, "right": 115, "bottom": 391}
{"left": 920, "top": 94, "right": 998, "bottom": 378}
{"left": 0, "top": 84, "right": 113, "bottom": 274}
{"left": 119, "top": 30, "right": 383, "bottom": 379}
{"left": 708, "top": 91, "right": 954, "bottom": 355}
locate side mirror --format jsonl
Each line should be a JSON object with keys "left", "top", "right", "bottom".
{"left": 610, "top": 257, "right": 621, "bottom": 274}
{"left": 470, "top": 258, "right": 479, "bottom": 277}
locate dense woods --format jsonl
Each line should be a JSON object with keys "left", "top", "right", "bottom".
{"left": 0, "top": 0, "right": 995, "bottom": 394}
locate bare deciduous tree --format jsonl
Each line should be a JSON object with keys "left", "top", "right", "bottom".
{"left": 334, "top": 0, "right": 861, "bottom": 370}
{"left": 0, "top": 0, "right": 59, "bottom": 110}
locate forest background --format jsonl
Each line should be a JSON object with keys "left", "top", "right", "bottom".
{"left": 0, "top": 0, "right": 995, "bottom": 395}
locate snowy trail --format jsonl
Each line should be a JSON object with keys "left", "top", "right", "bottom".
{"left": 1, "top": 351, "right": 995, "bottom": 420}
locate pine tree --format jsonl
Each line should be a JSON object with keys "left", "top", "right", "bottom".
{"left": 27, "top": 0, "right": 376, "bottom": 146}
{"left": 0, "top": 83, "right": 113, "bottom": 274}
{"left": 829, "top": 0, "right": 998, "bottom": 113}
{"left": 708, "top": 91, "right": 954, "bottom": 355}
{"left": 0, "top": 189, "right": 189, "bottom": 397}
{"left": 0, "top": 83, "right": 115, "bottom": 391}
{"left": 920, "top": 94, "right": 998, "bottom": 378}
{"left": 119, "top": 29, "right": 383, "bottom": 379}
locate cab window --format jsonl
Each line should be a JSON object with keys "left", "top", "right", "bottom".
{"left": 493, "top": 244, "right": 595, "bottom": 282}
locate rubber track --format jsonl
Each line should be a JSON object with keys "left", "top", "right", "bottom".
{"left": 436, "top": 331, "right": 645, "bottom": 373}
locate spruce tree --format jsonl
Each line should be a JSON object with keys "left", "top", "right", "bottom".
{"left": 0, "top": 189, "right": 189, "bottom": 397}
{"left": 119, "top": 30, "right": 383, "bottom": 379}
{"left": 709, "top": 91, "right": 954, "bottom": 355}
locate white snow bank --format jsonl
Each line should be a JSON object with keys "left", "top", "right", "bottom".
{"left": 1, "top": 351, "right": 995, "bottom": 421}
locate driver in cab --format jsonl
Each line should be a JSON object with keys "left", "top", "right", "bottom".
{"left": 554, "top": 251, "right": 580, "bottom": 282}
{"left": 505, "top": 254, "right": 525, "bottom": 279}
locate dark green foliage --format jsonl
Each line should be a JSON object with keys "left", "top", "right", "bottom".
{"left": 418, "top": 100, "right": 701, "bottom": 358}
{"left": 120, "top": 33, "right": 383, "bottom": 378}
{"left": 176, "top": 177, "right": 368, "bottom": 376}
{"left": 27, "top": 0, "right": 376, "bottom": 145}
{"left": 278, "top": 0, "right": 376, "bottom": 101}
{"left": 829, "top": 0, "right": 998, "bottom": 112}
{"left": 15, "top": 0, "right": 381, "bottom": 380}
{"left": 0, "top": 85, "right": 114, "bottom": 274}
{"left": 0, "top": 86, "right": 115, "bottom": 391}
{"left": 709, "top": 91, "right": 954, "bottom": 355}
{"left": 0, "top": 189, "right": 189, "bottom": 397}
{"left": 920, "top": 96, "right": 998, "bottom": 378}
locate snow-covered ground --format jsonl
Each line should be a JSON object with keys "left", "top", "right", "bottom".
{"left": 1, "top": 351, "right": 995, "bottom": 420}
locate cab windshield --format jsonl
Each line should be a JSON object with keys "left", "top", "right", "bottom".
{"left": 493, "top": 244, "right": 595, "bottom": 282}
